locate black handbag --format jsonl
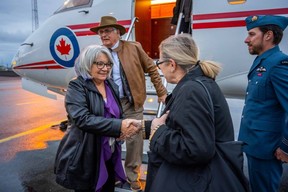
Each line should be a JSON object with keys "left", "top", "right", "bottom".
{"left": 195, "top": 79, "right": 250, "bottom": 192}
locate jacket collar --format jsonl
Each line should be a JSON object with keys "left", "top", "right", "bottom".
{"left": 77, "top": 76, "right": 98, "bottom": 92}
{"left": 248, "top": 45, "right": 280, "bottom": 75}
{"left": 111, "top": 40, "right": 120, "bottom": 50}
{"left": 162, "top": 66, "right": 205, "bottom": 113}
{"left": 112, "top": 40, "right": 123, "bottom": 53}
{"left": 77, "top": 76, "right": 116, "bottom": 94}
{"left": 173, "top": 65, "right": 204, "bottom": 94}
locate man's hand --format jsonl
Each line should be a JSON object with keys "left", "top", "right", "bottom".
{"left": 275, "top": 147, "right": 288, "bottom": 163}
{"left": 158, "top": 94, "right": 167, "bottom": 104}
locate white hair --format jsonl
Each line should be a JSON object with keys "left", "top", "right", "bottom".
{"left": 74, "top": 45, "right": 113, "bottom": 80}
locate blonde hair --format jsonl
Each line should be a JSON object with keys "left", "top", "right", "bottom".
{"left": 159, "top": 34, "right": 221, "bottom": 79}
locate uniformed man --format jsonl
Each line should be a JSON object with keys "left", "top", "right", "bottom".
{"left": 238, "top": 15, "right": 288, "bottom": 192}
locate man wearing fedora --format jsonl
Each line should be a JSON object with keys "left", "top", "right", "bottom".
{"left": 90, "top": 16, "right": 167, "bottom": 191}
{"left": 238, "top": 15, "right": 288, "bottom": 192}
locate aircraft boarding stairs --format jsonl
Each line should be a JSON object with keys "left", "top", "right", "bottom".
{"left": 114, "top": 73, "right": 173, "bottom": 192}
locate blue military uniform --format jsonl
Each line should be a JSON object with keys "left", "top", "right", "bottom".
{"left": 238, "top": 15, "right": 288, "bottom": 192}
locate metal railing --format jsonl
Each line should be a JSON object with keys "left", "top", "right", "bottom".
{"left": 125, "top": 17, "right": 139, "bottom": 41}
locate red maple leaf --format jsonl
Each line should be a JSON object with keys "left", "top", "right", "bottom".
{"left": 56, "top": 38, "right": 71, "bottom": 55}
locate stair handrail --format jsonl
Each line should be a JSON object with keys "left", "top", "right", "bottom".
{"left": 125, "top": 17, "right": 139, "bottom": 41}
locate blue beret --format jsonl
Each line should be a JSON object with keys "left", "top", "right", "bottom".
{"left": 245, "top": 15, "right": 288, "bottom": 31}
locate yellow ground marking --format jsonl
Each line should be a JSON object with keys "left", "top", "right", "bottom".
{"left": 16, "top": 101, "right": 42, "bottom": 106}
{"left": 0, "top": 120, "right": 65, "bottom": 144}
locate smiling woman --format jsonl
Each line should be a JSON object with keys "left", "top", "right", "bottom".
{"left": 54, "top": 44, "right": 142, "bottom": 191}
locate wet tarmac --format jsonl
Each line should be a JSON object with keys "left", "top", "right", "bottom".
{"left": 0, "top": 76, "right": 143, "bottom": 192}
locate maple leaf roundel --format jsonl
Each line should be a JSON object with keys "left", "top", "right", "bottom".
{"left": 49, "top": 28, "right": 80, "bottom": 68}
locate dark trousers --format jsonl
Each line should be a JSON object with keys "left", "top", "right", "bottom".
{"left": 75, "top": 159, "right": 115, "bottom": 192}
{"left": 247, "top": 154, "right": 283, "bottom": 192}
{"left": 101, "top": 158, "right": 116, "bottom": 192}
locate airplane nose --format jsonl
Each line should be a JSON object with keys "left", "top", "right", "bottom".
{"left": 11, "top": 46, "right": 29, "bottom": 77}
{"left": 11, "top": 50, "right": 21, "bottom": 75}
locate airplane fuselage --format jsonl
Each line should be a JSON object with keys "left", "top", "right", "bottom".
{"left": 12, "top": 0, "right": 288, "bottom": 103}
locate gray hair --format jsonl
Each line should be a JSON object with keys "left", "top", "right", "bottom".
{"left": 159, "top": 34, "right": 221, "bottom": 79}
{"left": 74, "top": 45, "right": 113, "bottom": 80}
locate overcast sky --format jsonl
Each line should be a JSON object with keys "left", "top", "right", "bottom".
{"left": 0, "top": 0, "right": 63, "bottom": 66}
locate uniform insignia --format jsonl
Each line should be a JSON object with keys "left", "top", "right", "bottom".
{"left": 251, "top": 16, "right": 258, "bottom": 22}
{"left": 256, "top": 66, "right": 266, "bottom": 72}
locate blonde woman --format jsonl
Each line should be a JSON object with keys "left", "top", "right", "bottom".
{"left": 144, "top": 34, "right": 248, "bottom": 192}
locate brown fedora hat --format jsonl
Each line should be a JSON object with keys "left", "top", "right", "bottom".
{"left": 90, "top": 16, "right": 126, "bottom": 36}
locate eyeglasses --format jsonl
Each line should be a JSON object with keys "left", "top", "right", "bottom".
{"left": 93, "top": 61, "right": 113, "bottom": 69}
{"left": 156, "top": 59, "right": 170, "bottom": 69}
{"left": 98, "top": 28, "right": 116, "bottom": 35}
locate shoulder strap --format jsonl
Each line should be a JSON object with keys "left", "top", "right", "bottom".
{"left": 195, "top": 79, "right": 214, "bottom": 121}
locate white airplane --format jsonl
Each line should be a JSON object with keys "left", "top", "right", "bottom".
{"left": 11, "top": 0, "right": 288, "bottom": 113}
{"left": 10, "top": 1, "right": 288, "bottom": 189}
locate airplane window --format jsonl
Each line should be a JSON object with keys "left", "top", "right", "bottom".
{"left": 227, "top": 0, "right": 246, "bottom": 5}
{"left": 54, "top": 0, "right": 92, "bottom": 13}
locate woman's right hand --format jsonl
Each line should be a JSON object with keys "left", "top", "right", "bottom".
{"left": 118, "top": 119, "right": 141, "bottom": 140}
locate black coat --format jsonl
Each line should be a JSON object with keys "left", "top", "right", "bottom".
{"left": 146, "top": 67, "right": 235, "bottom": 192}
{"left": 54, "top": 76, "right": 123, "bottom": 190}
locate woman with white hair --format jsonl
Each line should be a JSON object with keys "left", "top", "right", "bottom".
{"left": 54, "top": 45, "right": 141, "bottom": 192}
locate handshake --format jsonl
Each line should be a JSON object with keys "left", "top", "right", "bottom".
{"left": 118, "top": 119, "right": 143, "bottom": 141}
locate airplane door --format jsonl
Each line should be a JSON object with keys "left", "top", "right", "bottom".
{"left": 146, "top": 1, "right": 177, "bottom": 59}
